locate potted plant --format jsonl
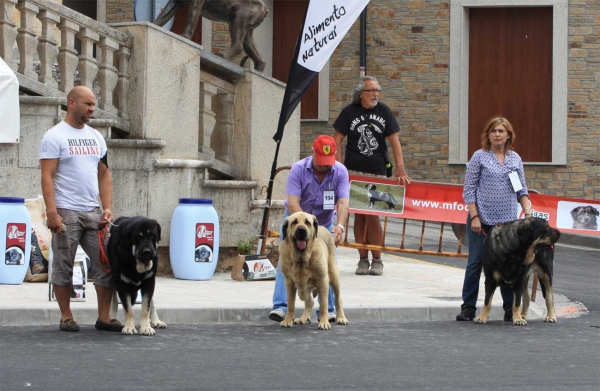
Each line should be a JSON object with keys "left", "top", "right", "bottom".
{"left": 237, "top": 240, "right": 253, "bottom": 256}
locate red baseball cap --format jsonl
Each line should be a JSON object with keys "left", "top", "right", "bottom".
{"left": 313, "top": 135, "right": 337, "bottom": 166}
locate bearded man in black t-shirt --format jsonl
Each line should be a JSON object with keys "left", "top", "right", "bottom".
{"left": 333, "top": 76, "right": 411, "bottom": 276}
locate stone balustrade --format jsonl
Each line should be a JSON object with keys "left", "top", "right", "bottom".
{"left": 0, "top": 0, "right": 132, "bottom": 121}
{"left": 199, "top": 70, "right": 236, "bottom": 166}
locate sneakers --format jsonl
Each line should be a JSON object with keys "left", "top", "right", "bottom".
{"left": 355, "top": 258, "right": 370, "bottom": 275}
{"left": 369, "top": 259, "right": 384, "bottom": 276}
{"left": 270, "top": 309, "right": 335, "bottom": 322}
{"left": 59, "top": 318, "right": 79, "bottom": 332}
{"left": 95, "top": 318, "right": 125, "bottom": 332}
{"left": 456, "top": 305, "right": 476, "bottom": 321}
{"left": 269, "top": 308, "right": 286, "bottom": 322}
{"left": 504, "top": 310, "right": 513, "bottom": 322}
{"left": 318, "top": 313, "right": 336, "bottom": 322}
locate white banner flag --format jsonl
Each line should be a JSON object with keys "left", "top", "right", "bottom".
{"left": 298, "top": 0, "right": 370, "bottom": 72}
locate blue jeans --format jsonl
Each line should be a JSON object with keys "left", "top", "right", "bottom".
{"left": 461, "top": 215, "right": 513, "bottom": 311}
{"left": 272, "top": 210, "right": 335, "bottom": 317}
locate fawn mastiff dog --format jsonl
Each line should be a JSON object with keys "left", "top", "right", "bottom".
{"left": 474, "top": 217, "right": 561, "bottom": 326}
{"left": 279, "top": 212, "right": 348, "bottom": 330}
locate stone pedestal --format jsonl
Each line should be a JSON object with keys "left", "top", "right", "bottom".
{"left": 112, "top": 22, "right": 201, "bottom": 160}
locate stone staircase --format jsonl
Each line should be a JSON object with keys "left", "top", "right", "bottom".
{"left": 0, "top": 0, "right": 301, "bottom": 249}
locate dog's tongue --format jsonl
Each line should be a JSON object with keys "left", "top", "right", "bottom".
{"left": 296, "top": 240, "right": 307, "bottom": 251}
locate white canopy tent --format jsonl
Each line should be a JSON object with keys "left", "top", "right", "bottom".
{"left": 0, "top": 57, "right": 20, "bottom": 143}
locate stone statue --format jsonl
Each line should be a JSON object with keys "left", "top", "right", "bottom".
{"left": 154, "top": 0, "right": 268, "bottom": 72}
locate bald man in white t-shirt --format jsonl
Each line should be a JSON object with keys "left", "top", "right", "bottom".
{"left": 39, "top": 86, "right": 121, "bottom": 332}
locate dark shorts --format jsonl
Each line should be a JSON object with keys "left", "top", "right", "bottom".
{"left": 51, "top": 208, "right": 113, "bottom": 288}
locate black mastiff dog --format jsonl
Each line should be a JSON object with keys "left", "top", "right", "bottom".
{"left": 474, "top": 217, "right": 561, "bottom": 326}
{"left": 107, "top": 216, "right": 167, "bottom": 335}
{"left": 366, "top": 184, "right": 397, "bottom": 210}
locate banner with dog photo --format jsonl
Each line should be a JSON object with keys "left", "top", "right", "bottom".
{"left": 348, "top": 174, "right": 600, "bottom": 235}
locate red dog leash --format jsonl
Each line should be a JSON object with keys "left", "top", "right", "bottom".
{"left": 97, "top": 226, "right": 112, "bottom": 273}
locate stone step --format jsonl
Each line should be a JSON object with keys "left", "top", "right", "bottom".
{"left": 18, "top": 95, "right": 130, "bottom": 136}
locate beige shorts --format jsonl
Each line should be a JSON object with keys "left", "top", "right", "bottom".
{"left": 51, "top": 208, "right": 113, "bottom": 288}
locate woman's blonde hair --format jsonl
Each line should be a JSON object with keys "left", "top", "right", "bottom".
{"left": 480, "top": 116, "right": 516, "bottom": 151}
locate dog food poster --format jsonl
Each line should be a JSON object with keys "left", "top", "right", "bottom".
{"left": 555, "top": 201, "right": 600, "bottom": 232}
{"left": 349, "top": 180, "right": 406, "bottom": 215}
{"left": 5, "top": 223, "right": 26, "bottom": 265}
{"left": 195, "top": 223, "right": 214, "bottom": 263}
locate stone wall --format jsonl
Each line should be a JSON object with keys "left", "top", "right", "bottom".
{"left": 106, "top": 0, "right": 134, "bottom": 23}
{"left": 290, "top": 0, "right": 599, "bottom": 199}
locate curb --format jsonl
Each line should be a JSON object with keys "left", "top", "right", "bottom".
{"left": 557, "top": 232, "right": 600, "bottom": 249}
{"left": 0, "top": 304, "right": 554, "bottom": 327}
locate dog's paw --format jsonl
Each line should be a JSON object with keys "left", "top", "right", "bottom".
{"left": 294, "top": 317, "right": 311, "bottom": 325}
{"left": 152, "top": 320, "right": 167, "bottom": 329}
{"left": 473, "top": 317, "right": 487, "bottom": 324}
{"left": 336, "top": 316, "right": 349, "bottom": 325}
{"left": 318, "top": 320, "right": 331, "bottom": 330}
{"left": 122, "top": 325, "right": 137, "bottom": 335}
{"left": 513, "top": 318, "right": 528, "bottom": 326}
{"left": 280, "top": 318, "right": 294, "bottom": 328}
{"left": 544, "top": 316, "right": 557, "bottom": 323}
{"left": 139, "top": 325, "right": 156, "bottom": 336}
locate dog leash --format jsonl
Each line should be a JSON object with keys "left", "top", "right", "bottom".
{"left": 97, "top": 219, "right": 118, "bottom": 273}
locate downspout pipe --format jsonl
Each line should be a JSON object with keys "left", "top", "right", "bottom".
{"left": 359, "top": 6, "right": 367, "bottom": 76}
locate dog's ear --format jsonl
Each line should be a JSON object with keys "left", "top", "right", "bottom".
{"left": 155, "top": 221, "right": 162, "bottom": 243}
{"left": 571, "top": 207, "right": 580, "bottom": 219}
{"left": 282, "top": 217, "right": 289, "bottom": 241}
{"left": 590, "top": 206, "right": 599, "bottom": 216}
{"left": 313, "top": 215, "right": 319, "bottom": 239}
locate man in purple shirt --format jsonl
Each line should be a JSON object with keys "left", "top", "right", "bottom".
{"left": 269, "top": 135, "right": 349, "bottom": 323}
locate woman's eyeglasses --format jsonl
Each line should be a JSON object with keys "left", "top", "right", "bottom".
{"left": 363, "top": 89, "right": 381, "bottom": 94}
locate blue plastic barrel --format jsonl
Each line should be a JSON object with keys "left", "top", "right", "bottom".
{"left": 0, "top": 197, "right": 32, "bottom": 284}
{"left": 170, "top": 198, "right": 220, "bottom": 280}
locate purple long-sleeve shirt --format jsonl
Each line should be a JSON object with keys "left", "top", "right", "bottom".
{"left": 463, "top": 149, "right": 529, "bottom": 225}
{"left": 284, "top": 157, "right": 349, "bottom": 226}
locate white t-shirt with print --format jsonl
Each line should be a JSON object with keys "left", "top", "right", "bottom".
{"left": 39, "top": 121, "right": 107, "bottom": 211}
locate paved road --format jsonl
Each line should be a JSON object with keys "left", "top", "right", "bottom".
{"left": 0, "top": 317, "right": 598, "bottom": 391}
{"left": 1, "top": 245, "right": 598, "bottom": 391}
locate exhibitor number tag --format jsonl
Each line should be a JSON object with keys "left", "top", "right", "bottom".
{"left": 323, "top": 190, "right": 335, "bottom": 210}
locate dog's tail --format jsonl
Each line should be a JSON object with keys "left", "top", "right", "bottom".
{"left": 312, "top": 288, "right": 318, "bottom": 298}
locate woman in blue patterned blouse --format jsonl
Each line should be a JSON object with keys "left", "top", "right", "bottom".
{"left": 456, "top": 116, "right": 532, "bottom": 322}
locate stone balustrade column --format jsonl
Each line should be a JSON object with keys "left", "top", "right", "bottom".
{"left": 97, "top": 36, "right": 119, "bottom": 114}
{"left": 0, "top": 0, "right": 19, "bottom": 70}
{"left": 76, "top": 28, "right": 99, "bottom": 90}
{"left": 215, "top": 92, "right": 235, "bottom": 164}
{"left": 115, "top": 44, "right": 131, "bottom": 119}
{"left": 16, "top": 0, "right": 39, "bottom": 79}
{"left": 36, "top": 10, "right": 60, "bottom": 88}
{"left": 58, "top": 18, "right": 80, "bottom": 93}
{"left": 199, "top": 82, "right": 218, "bottom": 158}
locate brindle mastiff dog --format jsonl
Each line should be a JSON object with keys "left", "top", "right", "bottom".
{"left": 279, "top": 212, "right": 349, "bottom": 330}
{"left": 474, "top": 217, "right": 561, "bottom": 326}
{"left": 153, "top": 0, "right": 268, "bottom": 72}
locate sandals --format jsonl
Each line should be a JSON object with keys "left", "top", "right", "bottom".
{"left": 95, "top": 318, "right": 125, "bottom": 332}
{"left": 59, "top": 318, "right": 79, "bottom": 332}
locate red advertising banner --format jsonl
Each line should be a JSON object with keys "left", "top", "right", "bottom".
{"left": 348, "top": 175, "right": 600, "bottom": 236}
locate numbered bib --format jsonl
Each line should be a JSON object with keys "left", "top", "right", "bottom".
{"left": 323, "top": 190, "right": 335, "bottom": 210}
